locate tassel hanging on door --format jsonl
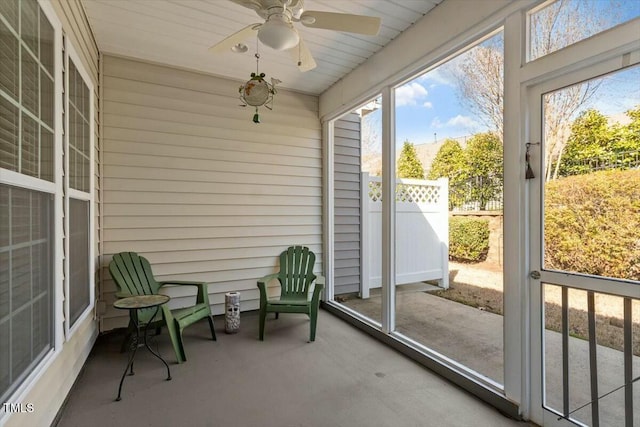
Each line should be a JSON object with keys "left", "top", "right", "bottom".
{"left": 525, "top": 143, "right": 538, "bottom": 179}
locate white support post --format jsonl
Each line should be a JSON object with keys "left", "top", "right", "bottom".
{"left": 360, "top": 171, "right": 370, "bottom": 299}
{"left": 438, "top": 177, "right": 449, "bottom": 289}
{"left": 323, "top": 120, "right": 335, "bottom": 303}
{"left": 381, "top": 87, "right": 395, "bottom": 334}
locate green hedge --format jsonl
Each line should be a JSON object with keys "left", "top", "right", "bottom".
{"left": 545, "top": 169, "right": 640, "bottom": 281}
{"left": 449, "top": 217, "right": 489, "bottom": 262}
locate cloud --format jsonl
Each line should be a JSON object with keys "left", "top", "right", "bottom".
{"left": 446, "top": 115, "right": 480, "bottom": 129}
{"left": 431, "top": 115, "right": 480, "bottom": 132}
{"left": 419, "top": 67, "right": 456, "bottom": 88}
{"left": 423, "top": 101, "right": 433, "bottom": 108}
{"left": 395, "top": 82, "right": 429, "bottom": 107}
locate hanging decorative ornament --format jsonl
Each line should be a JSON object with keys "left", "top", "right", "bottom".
{"left": 238, "top": 48, "right": 280, "bottom": 123}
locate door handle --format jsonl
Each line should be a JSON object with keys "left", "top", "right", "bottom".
{"left": 530, "top": 270, "right": 540, "bottom": 279}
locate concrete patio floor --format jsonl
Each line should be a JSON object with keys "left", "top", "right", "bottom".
{"left": 339, "top": 286, "right": 639, "bottom": 427}
{"left": 55, "top": 310, "right": 533, "bottom": 427}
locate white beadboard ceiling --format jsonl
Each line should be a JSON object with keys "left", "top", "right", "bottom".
{"left": 82, "top": 0, "right": 443, "bottom": 95}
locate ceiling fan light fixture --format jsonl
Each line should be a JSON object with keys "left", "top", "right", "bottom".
{"left": 257, "top": 14, "right": 299, "bottom": 50}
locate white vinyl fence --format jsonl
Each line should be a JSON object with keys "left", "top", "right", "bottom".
{"left": 361, "top": 173, "right": 449, "bottom": 298}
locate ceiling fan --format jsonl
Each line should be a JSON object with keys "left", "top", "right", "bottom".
{"left": 209, "top": 0, "right": 382, "bottom": 72}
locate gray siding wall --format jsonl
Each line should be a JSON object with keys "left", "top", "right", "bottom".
{"left": 101, "top": 56, "right": 322, "bottom": 330}
{"left": 333, "top": 113, "right": 361, "bottom": 295}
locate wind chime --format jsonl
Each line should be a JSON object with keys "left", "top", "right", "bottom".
{"left": 238, "top": 42, "right": 280, "bottom": 123}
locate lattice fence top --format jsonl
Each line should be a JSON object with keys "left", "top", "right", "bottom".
{"left": 368, "top": 180, "right": 441, "bottom": 204}
{"left": 369, "top": 180, "right": 382, "bottom": 202}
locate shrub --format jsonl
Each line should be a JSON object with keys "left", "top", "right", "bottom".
{"left": 544, "top": 169, "right": 640, "bottom": 280}
{"left": 449, "top": 217, "right": 490, "bottom": 262}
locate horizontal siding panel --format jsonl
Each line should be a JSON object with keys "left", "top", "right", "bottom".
{"left": 104, "top": 126, "right": 321, "bottom": 155}
{"left": 336, "top": 241, "right": 360, "bottom": 251}
{"left": 335, "top": 224, "right": 359, "bottom": 234}
{"left": 105, "top": 224, "right": 322, "bottom": 241}
{"left": 333, "top": 215, "right": 360, "bottom": 225}
{"left": 334, "top": 180, "right": 360, "bottom": 192}
{"left": 335, "top": 257, "right": 361, "bottom": 269}
{"left": 103, "top": 178, "right": 322, "bottom": 197}
{"left": 104, "top": 100, "right": 321, "bottom": 139}
{"left": 140, "top": 246, "right": 322, "bottom": 265}
{"left": 104, "top": 203, "right": 320, "bottom": 217}
{"left": 335, "top": 208, "right": 360, "bottom": 218}
{"left": 104, "top": 235, "right": 323, "bottom": 254}
{"left": 104, "top": 114, "right": 321, "bottom": 147}
{"left": 334, "top": 145, "right": 360, "bottom": 158}
{"left": 334, "top": 130, "right": 360, "bottom": 141}
{"left": 103, "top": 152, "right": 320, "bottom": 178}
{"left": 104, "top": 165, "right": 321, "bottom": 187}
{"left": 334, "top": 266, "right": 360, "bottom": 277}
{"left": 334, "top": 198, "right": 359, "bottom": 209}
{"left": 105, "top": 139, "right": 321, "bottom": 169}
{"left": 334, "top": 162, "right": 360, "bottom": 172}
{"left": 335, "top": 284, "right": 360, "bottom": 295}
{"left": 103, "top": 215, "right": 322, "bottom": 229}
{"left": 104, "top": 191, "right": 321, "bottom": 206}
{"left": 335, "top": 172, "right": 360, "bottom": 182}
{"left": 335, "top": 189, "right": 359, "bottom": 199}
{"left": 334, "top": 120, "right": 360, "bottom": 132}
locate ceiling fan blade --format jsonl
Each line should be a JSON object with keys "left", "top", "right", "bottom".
{"left": 228, "top": 0, "right": 262, "bottom": 12}
{"left": 208, "top": 24, "right": 261, "bottom": 53}
{"left": 288, "top": 38, "right": 316, "bottom": 72}
{"left": 300, "top": 11, "right": 381, "bottom": 36}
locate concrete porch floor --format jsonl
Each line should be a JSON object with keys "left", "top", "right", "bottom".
{"left": 339, "top": 286, "right": 640, "bottom": 427}
{"left": 56, "top": 310, "right": 533, "bottom": 427}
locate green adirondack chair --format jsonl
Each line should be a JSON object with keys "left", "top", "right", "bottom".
{"left": 109, "top": 252, "right": 216, "bottom": 363}
{"left": 258, "top": 246, "right": 325, "bottom": 341}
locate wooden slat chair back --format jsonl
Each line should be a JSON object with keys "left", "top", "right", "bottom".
{"left": 109, "top": 252, "right": 162, "bottom": 324}
{"left": 109, "top": 252, "right": 216, "bottom": 363}
{"left": 257, "top": 246, "right": 325, "bottom": 342}
{"left": 279, "top": 246, "right": 316, "bottom": 300}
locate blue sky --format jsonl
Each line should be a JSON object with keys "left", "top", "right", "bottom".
{"left": 391, "top": 0, "right": 640, "bottom": 149}
{"left": 395, "top": 65, "right": 482, "bottom": 146}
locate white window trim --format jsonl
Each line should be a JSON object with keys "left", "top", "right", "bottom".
{"left": 63, "top": 37, "right": 95, "bottom": 339}
{"left": 0, "top": 0, "right": 64, "bottom": 423}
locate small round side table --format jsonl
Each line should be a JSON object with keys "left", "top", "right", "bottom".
{"left": 113, "top": 294, "right": 172, "bottom": 401}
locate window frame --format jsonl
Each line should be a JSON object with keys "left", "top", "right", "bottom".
{"left": 63, "top": 37, "right": 94, "bottom": 337}
{"left": 0, "top": 0, "right": 64, "bottom": 414}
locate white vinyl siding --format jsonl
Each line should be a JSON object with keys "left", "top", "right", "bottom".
{"left": 101, "top": 56, "right": 322, "bottom": 330}
{"left": 333, "top": 113, "right": 361, "bottom": 295}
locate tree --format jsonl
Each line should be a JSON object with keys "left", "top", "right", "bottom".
{"left": 558, "top": 106, "right": 640, "bottom": 176}
{"left": 452, "top": 34, "right": 504, "bottom": 136}
{"left": 397, "top": 141, "right": 425, "bottom": 179}
{"left": 464, "top": 132, "right": 503, "bottom": 210}
{"left": 428, "top": 139, "right": 468, "bottom": 209}
{"left": 609, "top": 105, "right": 640, "bottom": 157}
{"left": 451, "top": 0, "right": 617, "bottom": 180}
{"left": 557, "top": 109, "right": 611, "bottom": 176}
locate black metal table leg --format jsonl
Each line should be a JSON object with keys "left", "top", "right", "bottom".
{"left": 114, "top": 296, "right": 172, "bottom": 401}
